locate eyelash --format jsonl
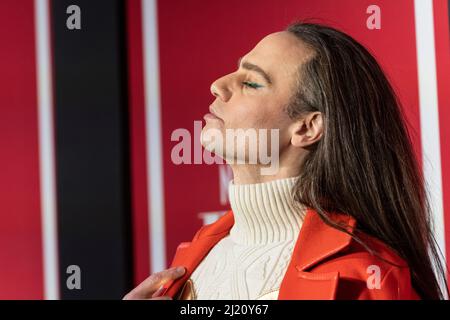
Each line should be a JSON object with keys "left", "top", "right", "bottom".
{"left": 242, "top": 81, "right": 263, "bottom": 89}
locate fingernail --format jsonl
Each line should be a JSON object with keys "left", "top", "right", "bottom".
{"left": 176, "top": 266, "right": 185, "bottom": 274}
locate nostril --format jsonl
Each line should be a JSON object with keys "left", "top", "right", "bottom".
{"left": 210, "top": 84, "right": 219, "bottom": 97}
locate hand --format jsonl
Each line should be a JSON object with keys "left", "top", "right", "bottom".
{"left": 122, "top": 266, "right": 186, "bottom": 300}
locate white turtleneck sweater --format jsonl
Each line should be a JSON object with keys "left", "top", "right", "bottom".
{"left": 189, "top": 176, "right": 305, "bottom": 300}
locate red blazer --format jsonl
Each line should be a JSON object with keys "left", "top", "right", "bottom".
{"left": 161, "top": 207, "right": 420, "bottom": 300}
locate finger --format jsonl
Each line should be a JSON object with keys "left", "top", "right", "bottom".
{"left": 136, "top": 266, "right": 186, "bottom": 296}
{"left": 151, "top": 285, "right": 165, "bottom": 298}
{"left": 150, "top": 266, "right": 186, "bottom": 288}
{"left": 150, "top": 296, "right": 173, "bottom": 300}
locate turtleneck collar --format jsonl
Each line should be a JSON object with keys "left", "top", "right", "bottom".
{"left": 228, "top": 176, "right": 305, "bottom": 245}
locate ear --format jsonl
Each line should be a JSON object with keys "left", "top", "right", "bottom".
{"left": 290, "top": 112, "right": 324, "bottom": 148}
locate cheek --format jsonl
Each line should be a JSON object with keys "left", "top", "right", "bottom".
{"left": 224, "top": 100, "right": 278, "bottom": 130}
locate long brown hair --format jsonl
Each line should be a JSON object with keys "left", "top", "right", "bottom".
{"left": 285, "top": 21, "right": 448, "bottom": 299}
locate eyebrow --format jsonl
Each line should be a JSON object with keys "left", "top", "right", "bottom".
{"left": 237, "top": 57, "right": 273, "bottom": 85}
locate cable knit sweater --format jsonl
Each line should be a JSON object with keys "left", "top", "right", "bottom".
{"left": 189, "top": 176, "right": 305, "bottom": 300}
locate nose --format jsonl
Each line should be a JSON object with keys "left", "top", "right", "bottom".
{"left": 210, "top": 77, "right": 231, "bottom": 102}
{"left": 210, "top": 84, "right": 219, "bottom": 98}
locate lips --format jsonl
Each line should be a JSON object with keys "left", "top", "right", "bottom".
{"left": 203, "top": 113, "right": 221, "bottom": 121}
{"left": 204, "top": 104, "right": 223, "bottom": 122}
{"left": 208, "top": 104, "right": 221, "bottom": 119}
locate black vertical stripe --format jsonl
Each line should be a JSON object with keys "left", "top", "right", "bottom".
{"left": 51, "top": 0, "right": 133, "bottom": 299}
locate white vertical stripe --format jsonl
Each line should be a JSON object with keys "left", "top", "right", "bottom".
{"left": 414, "top": 0, "right": 447, "bottom": 294}
{"left": 35, "top": 0, "right": 59, "bottom": 299}
{"left": 142, "top": 0, "right": 167, "bottom": 273}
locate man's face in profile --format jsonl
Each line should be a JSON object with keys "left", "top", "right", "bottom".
{"left": 201, "top": 31, "right": 314, "bottom": 164}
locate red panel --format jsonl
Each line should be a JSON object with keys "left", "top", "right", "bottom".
{"left": 156, "top": 0, "right": 422, "bottom": 268}
{"left": 434, "top": 0, "right": 450, "bottom": 280}
{"left": 0, "top": 0, "right": 44, "bottom": 299}
{"left": 127, "top": 0, "right": 151, "bottom": 284}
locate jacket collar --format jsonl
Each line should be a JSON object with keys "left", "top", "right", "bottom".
{"left": 164, "top": 207, "right": 357, "bottom": 299}
{"left": 194, "top": 207, "right": 357, "bottom": 271}
{"left": 293, "top": 207, "right": 356, "bottom": 271}
{"left": 277, "top": 208, "right": 356, "bottom": 299}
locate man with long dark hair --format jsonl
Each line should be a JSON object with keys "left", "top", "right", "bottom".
{"left": 124, "top": 22, "right": 448, "bottom": 300}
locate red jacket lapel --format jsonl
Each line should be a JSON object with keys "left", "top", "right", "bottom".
{"left": 162, "top": 210, "right": 234, "bottom": 298}
{"left": 278, "top": 208, "right": 356, "bottom": 299}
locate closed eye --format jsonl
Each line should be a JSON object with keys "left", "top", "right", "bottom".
{"left": 242, "top": 81, "right": 264, "bottom": 89}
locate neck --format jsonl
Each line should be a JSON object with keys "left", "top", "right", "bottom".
{"left": 228, "top": 175, "right": 306, "bottom": 245}
{"left": 229, "top": 151, "right": 306, "bottom": 184}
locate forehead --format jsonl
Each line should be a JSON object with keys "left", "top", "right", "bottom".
{"left": 243, "top": 31, "right": 314, "bottom": 81}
